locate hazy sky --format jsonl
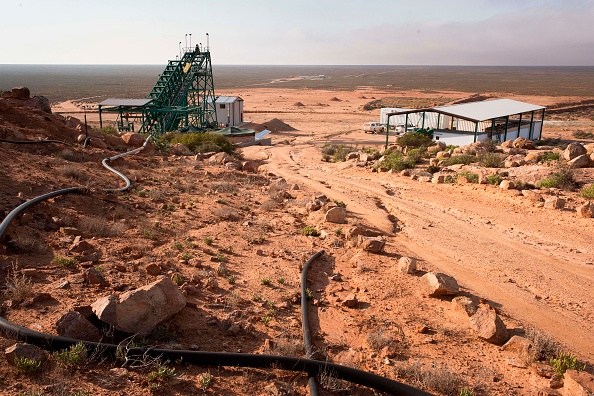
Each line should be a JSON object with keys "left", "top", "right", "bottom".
{"left": 1, "top": 0, "right": 593, "bottom": 65}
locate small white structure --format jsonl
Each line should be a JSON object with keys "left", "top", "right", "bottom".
{"left": 215, "top": 96, "right": 244, "bottom": 127}
{"left": 384, "top": 99, "right": 546, "bottom": 146}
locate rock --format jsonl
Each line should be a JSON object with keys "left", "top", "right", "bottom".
{"left": 469, "top": 305, "right": 509, "bottom": 345}
{"left": 313, "top": 193, "right": 328, "bottom": 203}
{"left": 345, "top": 225, "right": 366, "bottom": 240}
{"left": 145, "top": 263, "right": 161, "bottom": 276}
{"left": 500, "top": 180, "right": 516, "bottom": 190}
{"left": 225, "top": 161, "right": 242, "bottom": 170}
{"left": 531, "top": 363, "right": 555, "bottom": 378}
{"left": 33, "top": 95, "right": 51, "bottom": 113}
{"left": 325, "top": 207, "right": 347, "bottom": 224}
{"left": 11, "top": 86, "right": 30, "bottom": 99}
{"left": 170, "top": 143, "right": 192, "bottom": 156}
{"left": 550, "top": 374, "right": 564, "bottom": 389}
{"left": 544, "top": 197, "right": 565, "bottom": 210}
{"left": 501, "top": 140, "right": 514, "bottom": 148}
{"left": 563, "top": 369, "right": 594, "bottom": 396}
{"left": 501, "top": 335, "right": 533, "bottom": 360}
{"left": 208, "top": 152, "right": 232, "bottom": 165}
{"left": 577, "top": 201, "right": 594, "bottom": 218}
{"left": 83, "top": 267, "right": 109, "bottom": 287}
{"left": 397, "top": 256, "right": 416, "bottom": 274}
{"left": 91, "top": 277, "right": 186, "bottom": 337}
{"left": 522, "top": 189, "right": 543, "bottom": 202}
{"left": 436, "top": 151, "right": 451, "bottom": 159}
{"left": 524, "top": 151, "right": 544, "bottom": 163}
{"left": 241, "top": 160, "right": 259, "bottom": 173}
{"left": 451, "top": 296, "right": 477, "bottom": 316}
{"left": 421, "top": 272, "right": 459, "bottom": 297}
{"left": 342, "top": 293, "right": 358, "bottom": 308}
{"left": 89, "top": 138, "right": 108, "bottom": 149}
{"left": 356, "top": 235, "right": 385, "bottom": 253}
{"left": 56, "top": 311, "right": 102, "bottom": 342}
{"left": 513, "top": 137, "right": 535, "bottom": 149}
{"left": 431, "top": 174, "right": 445, "bottom": 184}
{"left": 121, "top": 132, "right": 145, "bottom": 147}
{"left": 305, "top": 200, "right": 322, "bottom": 212}
{"left": 346, "top": 152, "right": 359, "bottom": 160}
{"left": 5, "top": 343, "right": 46, "bottom": 365}
{"left": 568, "top": 154, "right": 590, "bottom": 169}
{"left": 563, "top": 143, "right": 587, "bottom": 161}
{"left": 290, "top": 183, "right": 300, "bottom": 190}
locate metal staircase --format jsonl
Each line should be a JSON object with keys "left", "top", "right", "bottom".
{"left": 141, "top": 47, "right": 217, "bottom": 133}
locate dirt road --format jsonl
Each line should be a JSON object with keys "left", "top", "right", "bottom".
{"left": 253, "top": 131, "right": 594, "bottom": 362}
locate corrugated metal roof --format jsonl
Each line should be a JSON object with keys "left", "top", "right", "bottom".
{"left": 98, "top": 98, "right": 152, "bottom": 107}
{"left": 215, "top": 96, "right": 243, "bottom": 104}
{"left": 432, "top": 99, "right": 545, "bottom": 122}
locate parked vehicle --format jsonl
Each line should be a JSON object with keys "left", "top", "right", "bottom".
{"left": 363, "top": 122, "right": 384, "bottom": 134}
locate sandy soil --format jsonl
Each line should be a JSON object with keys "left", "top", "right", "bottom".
{"left": 1, "top": 87, "right": 593, "bottom": 395}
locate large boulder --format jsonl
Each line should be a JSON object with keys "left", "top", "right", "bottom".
{"left": 170, "top": 143, "right": 192, "bottom": 156}
{"left": 207, "top": 152, "right": 232, "bottom": 165}
{"left": 577, "top": 201, "right": 594, "bottom": 218}
{"left": 56, "top": 311, "right": 102, "bottom": 342}
{"left": 325, "top": 207, "right": 347, "bottom": 224}
{"left": 563, "top": 369, "right": 594, "bottom": 396}
{"left": 121, "top": 132, "right": 145, "bottom": 147}
{"left": 469, "top": 305, "right": 509, "bottom": 345}
{"left": 420, "top": 272, "right": 459, "bottom": 297}
{"left": 563, "top": 143, "right": 587, "bottom": 161}
{"left": 91, "top": 277, "right": 185, "bottom": 337}
{"left": 513, "top": 137, "right": 535, "bottom": 149}
{"left": 33, "top": 96, "right": 52, "bottom": 113}
{"left": 451, "top": 296, "right": 477, "bottom": 316}
{"left": 568, "top": 154, "right": 590, "bottom": 169}
{"left": 11, "top": 86, "right": 30, "bottom": 99}
{"left": 241, "top": 160, "right": 260, "bottom": 173}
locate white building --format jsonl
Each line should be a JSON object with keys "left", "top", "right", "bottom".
{"left": 215, "top": 96, "right": 244, "bottom": 127}
{"left": 383, "top": 99, "right": 546, "bottom": 146}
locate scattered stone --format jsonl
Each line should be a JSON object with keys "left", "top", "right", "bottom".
{"left": 325, "top": 207, "right": 347, "bottom": 224}
{"left": 305, "top": 200, "right": 322, "bottom": 212}
{"left": 549, "top": 374, "right": 564, "bottom": 389}
{"left": 521, "top": 189, "right": 543, "bottom": 202}
{"left": 11, "top": 86, "right": 31, "bottom": 99}
{"left": 416, "top": 324, "right": 429, "bottom": 334}
{"left": 469, "top": 305, "right": 509, "bottom": 345}
{"left": 563, "top": 142, "right": 587, "bottom": 161}
{"left": 91, "top": 277, "right": 186, "bottom": 337}
{"left": 56, "top": 311, "right": 102, "bottom": 342}
{"left": 524, "top": 151, "right": 544, "bottom": 163}
{"left": 563, "top": 369, "right": 594, "bottom": 396}
{"left": 568, "top": 154, "right": 591, "bottom": 169}
{"left": 145, "top": 263, "right": 161, "bottom": 276}
{"left": 451, "top": 296, "right": 477, "bottom": 316}
{"left": 544, "top": 197, "right": 565, "bottom": 210}
{"left": 121, "top": 132, "right": 144, "bottom": 147}
{"left": 531, "top": 363, "right": 555, "bottom": 378}
{"left": 5, "top": 343, "right": 46, "bottom": 365}
{"left": 356, "top": 235, "right": 385, "bottom": 253}
{"left": 83, "top": 267, "right": 109, "bottom": 287}
{"left": 421, "top": 272, "right": 459, "bottom": 297}
{"left": 432, "top": 174, "right": 445, "bottom": 184}
{"left": 329, "top": 273, "right": 342, "bottom": 281}
{"left": 499, "top": 180, "right": 516, "bottom": 190}
{"left": 89, "top": 138, "right": 108, "bottom": 149}
{"left": 397, "top": 256, "right": 416, "bottom": 274}
{"left": 577, "top": 201, "right": 594, "bottom": 218}
{"left": 501, "top": 140, "right": 514, "bottom": 148}
{"left": 207, "top": 152, "right": 232, "bottom": 165}
{"left": 69, "top": 238, "right": 94, "bottom": 253}
{"left": 60, "top": 226, "right": 79, "bottom": 236}
{"left": 56, "top": 280, "right": 71, "bottom": 289}
{"left": 501, "top": 335, "right": 533, "bottom": 360}
{"left": 241, "top": 160, "right": 259, "bottom": 173}
{"left": 345, "top": 225, "right": 366, "bottom": 240}
{"left": 342, "top": 293, "right": 358, "bottom": 308}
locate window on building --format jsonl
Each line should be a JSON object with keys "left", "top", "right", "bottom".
{"left": 219, "top": 104, "right": 226, "bottom": 109}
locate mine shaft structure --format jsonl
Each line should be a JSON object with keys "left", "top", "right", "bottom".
{"left": 98, "top": 39, "right": 217, "bottom": 134}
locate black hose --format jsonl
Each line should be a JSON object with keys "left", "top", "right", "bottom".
{"left": 101, "top": 134, "right": 152, "bottom": 192}
{"left": 301, "top": 250, "right": 325, "bottom": 396}
{"left": 0, "top": 138, "right": 71, "bottom": 146}
{"left": 0, "top": 315, "right": 431, "bottom": 395}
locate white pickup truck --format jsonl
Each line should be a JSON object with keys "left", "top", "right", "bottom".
{"left": 363, "top": 122, "right": 384, "bottom": 134}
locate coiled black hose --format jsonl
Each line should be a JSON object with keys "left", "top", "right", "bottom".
{"left": 0, "top": 138, "right": 71, "bottom": 146}
{"left": 0, "top": 138, "right": 432, "bottom": 395}
{"left": 301, "top": 250, "right": 324, "bottom": 396}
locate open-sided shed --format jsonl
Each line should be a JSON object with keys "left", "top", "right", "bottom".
{"left": 385, "top": 99, "right": 546, "bottom": 146}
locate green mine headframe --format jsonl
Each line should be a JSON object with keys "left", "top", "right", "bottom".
{"left": 98, "top": 43, "right": 217, "bottom": 134}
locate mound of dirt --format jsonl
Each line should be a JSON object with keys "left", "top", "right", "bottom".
{"left": 329, "top": 97, "right": 342, "bottom": 102}
{"left": 262, "top": 118, "right": 298, "bottom": 133}
{"left": 449, "top": 93, "right": 495, "bottom": 105}
{"left": 293, "top": 102, "right": 305, "bottom": 107}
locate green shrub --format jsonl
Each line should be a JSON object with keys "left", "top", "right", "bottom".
{"left": 441, "top": 154, "right": 475, "bottom": 166}
{"left": 168, "top": 132, "right": 236, "bottom": 155}
{"left": 458, "top": 171, "right": 479, "bottom": 183}
{"left": 550, "top": 352, "right": 585, "bottom": 375}
{"left": 302, "top": 226, "right": 320, "bottom": 237}
{"left": 406, "top": 148, "right": 425, "bottom": 163}
{"left": 482, "top": 138, "right": 499, "bottom": 153}
{"left": 426, "top": 165, "right": 441, "bottom": 174}
{"left": 52, "top": 256, "right": 77, "bottom": 269}
{"left": 537, "top": 169, "right": 575, "bottom": 190}
{"left": 397, "top": 132, "right": 433, "bottom": 148}
{"left": 148, "top": 364, "right": 176, "bottom": 389}
{"left": 14, "top": 356, "right": 42, "bottom": 374}
{"left": 487, "top": 174, "right": 503, "bottom": 185}
{"left": 333, "top": 200, "right": 347, "bottom": 208}
{"left": 579, "top": 184, "right": 594, "bottom": 199}
{"left": 541, "top": 152, "right": 561, "bottom": 163}
{"left": 260, "top": 278, "right": 272, "bottom": 286}
{"left": 53, "top": 343, "right": 88, "bottom": 368}
{"left": 377, "top": 151, "right": 416, "bottom": 171}
{"left": 203, "top": 237, "right": 213, "bottom": 245}
{"left": 198, "top": 372, "right": 213, "bottom": 390}
{"left": 478, "top": 152, "right": 504, "bottom": 168}
{"left": 573, "top": 130, "right": 594, "bottom": 139}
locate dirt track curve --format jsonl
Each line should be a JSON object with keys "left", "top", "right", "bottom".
{"left": 252, "top": 134, "right": 594, "bottom": 363}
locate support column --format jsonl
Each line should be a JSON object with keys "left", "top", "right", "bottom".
{"left": 490, "top": 119, "right": 495, "bottom": 140}
{"left": 437, "top": 113, "right": 441, "bottom": 130}
{"left": 474, "top": 122, "right": 479, "bottom": 143}
{"left": 529, "top": 110, "right": 535, "bottom": 140}
{"left": 99, "top": 106, "right": 103, "bottom": 129}
{"left": 385, "top": 115, "right": 391, "bottom": 149}
{"left": 539, "top": 108, "right": 546, "bottom": 140}
{"left": 517, "top": 113, "right": 523, "bottom": 138}
{"left": 421, "top": 112, "right": 425, "bottom": 129}
{"left": 503, "top": 116, "right": 509, "bottom": 142}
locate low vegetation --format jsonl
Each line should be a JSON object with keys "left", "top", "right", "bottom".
{"left": 397, "top": 132, "right": 434, "bottom": 149}
{"left": 53, "top": 343, "right": 88, "bottom": 368}
{"left": 536, "top": 168, "right": 575, "bottom": 189}
{"left": 167, "top": 132, "right": 236, "bottom": 155}
{"left": 376, "top": 151, "right": 416, "bottom": 171}
{"left": 550, "top": 352, "right": 585, "bottom": 375}
{"left": 441, "top": 154, "right": 475, "bottom": 166}
{"left": 478, "top": 152, "right": 504, "bottom": 168}
{"left": 302, "top": 225, "right": 320, "bottom": 237}
{"left": 579, "top": 184, "right": 594, "bottom": 199}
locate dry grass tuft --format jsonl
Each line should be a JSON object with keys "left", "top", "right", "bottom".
{"left": 4, "top": 262, "right": 34, "bottom": 303}
{"left": 525, "top": 327, "right": 561, "bottom": 362}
